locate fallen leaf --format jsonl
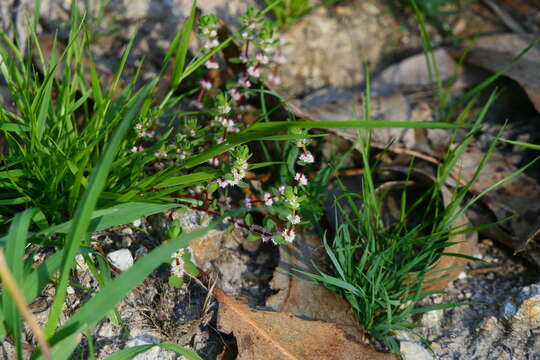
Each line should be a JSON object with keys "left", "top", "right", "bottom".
{"left": 456, "top": 33, "right": 540, "bottom": 112}
{"left": 214, "top": 287, "right": 398, "bottom": 360}
{"left": 378, "top": 48, "right": 481, "bottom": 92}
{"left": 266, "top": 233, "right": 365, "bottom": 341}
{"left": 456, "top": 144, "right": 540, "bottom": 266}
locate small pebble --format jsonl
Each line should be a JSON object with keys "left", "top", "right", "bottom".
{"left": 134, "top": 246, "right": 148, "bottom": 260}
{"left": 107, "top": 249, "right": 134, "bottom": 271}
{"left": 501, "top": 301, "right": 517, "bottom": 319}
{"left": 121, "top": 236, "right": 133, "bottom": 248}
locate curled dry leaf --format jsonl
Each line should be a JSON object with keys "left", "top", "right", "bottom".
{"left": 214, "top": 287, "right": 398, "bottom": 360}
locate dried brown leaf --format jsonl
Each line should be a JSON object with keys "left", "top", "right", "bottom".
{"left": 457, "top": 33, "right": 540, "bottom": 112}
{"left": 266, "top": 233, "right": 365, "bottom": 341}
{"left": 214, "top": 287, "right": 398, "bottom": 360}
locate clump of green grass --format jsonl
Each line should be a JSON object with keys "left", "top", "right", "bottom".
{"left": 299, "top": 89, "right": 526, "bottom": 351}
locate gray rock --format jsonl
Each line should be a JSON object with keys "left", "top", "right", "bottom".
{"left": 107, "top": 249, "right": 134, "bottom": 271}
{"left": 396, "top": 331, "right": 434, "bottom": 360}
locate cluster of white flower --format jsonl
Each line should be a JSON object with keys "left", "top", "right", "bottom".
{"left": 170, "top": 249, "right": 185, "bottom": 278}
{"left": 281, "top": 228, "right": 295, "bottom": 243}
{"left": 247, "top": 65, "right": 261, "bottom": 78}
{"left": 298, "top": 151, "right": 314, "bottom": 164}
{"left": 215, "top": 146, "right": 250, "bottom": 188}
{"left": 200, "top": 78, "right": 212, "bottom": 90}
{"left": 287, "top": 214, "right": 301, "bottom": 225}
{"left": 154, "top": 148, "right": 168, "bottom": 159}
{"left": 294, "top": 172, "right": 308, "bottom": 186}
{"left": 200, "top": 16, "right": 219, "bottom": 46}
{"left": 263, "top": 192, "right": 274, "bottom": 206}
{"left": 134, "top": 123, "right": 154, "bottom": 139}
{"left": 199, "top": 14, "right": 221, "bottom": 70}
{"left": 217, "top": 116, "right": 235, "bottom": 129}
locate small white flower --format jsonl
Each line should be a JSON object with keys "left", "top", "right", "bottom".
{"left": 170, "top": 251, "right": 185, "bottom": 278}
{"left": 154, "top": 161, "right": 165, "bottom": 170}
{"left": 209, "top": 30, "right": 218, "bottom": 38}
{"left": 263, "top": 192, "right": 274, "bottom": 206}
{"left": 238, "top": 76, "right": 251, "bottom": 88}
{"left": 232, "top": 168, "right": 244, "bottom": 183}
{"left": 219, "top": 104, "right": 231, "bottom": 114}
{"left": 279, "top": 185, "right": 286, "bottom": 195}
{"left": 228, "top": 88, "right": 242, "bottom": 101}
{"left": 294, "top": 172, "right": 308, "bottom": 185}
{"left": 131, "top": 145, "right": 143, "bottom": 153}
{"left": 216, "top": 136, "right": 225, "bottom": 144}
{"left": 298, "top": 151, "right": 314, "bottom": 164}
{"left": 217, "top": 116, "right": 235, "bottom": 128}
{"left": 234, "top": 219, "right": 244, "bottom": 229}
{"left": 256, "top": 53, "right": 269, "bottom": 64}
{"left": 216, "top": 177, "right": 228, "bottom": 188}
{"left": 247, "top": 66, "right": 260, "bottom": 78}
{"left": 155, "top": 149, "right": 167, "bottom": 158}
{"left": 204, "top": 39, "right": 219, "bottom": 50}
{"left": 208, "top": 157, "right": 220, "bottom": 167}
{"left": 205, "top": 59, "right": 219, "bottom": 69}
{"left": 200, "top": 79, "right": 212, "bottom": 90}
{"left": 132, "top": 219, "right": 142, "bottom": 227}
{"left": 287, "top": 214, "right": 301, "bottom": 225}
{"left": 241, "top": 31, "right": 250, "bottom": 40}
{"left": 142, "top": 130, "right": 155, "bottom": 138}
{"left": 281, "top": 228, "right": 295, "bottom": 243}
{"left": 245, "top": 197, "right": 252, "bottom": 208}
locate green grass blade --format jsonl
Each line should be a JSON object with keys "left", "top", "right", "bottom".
{"left": 104, "top": 342, "right": 203, "bottom": 360}
{"left": 502, "top": 138, "right": 540, "bottom": 150}
{"left": 170, "top": 1, "right": 197, "bottom": 89}
{"left": 2, "top": 208, "right": 36, "bottom": 360}
{"left": 43, "top": 81, "right": 155, "bottom": 337}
